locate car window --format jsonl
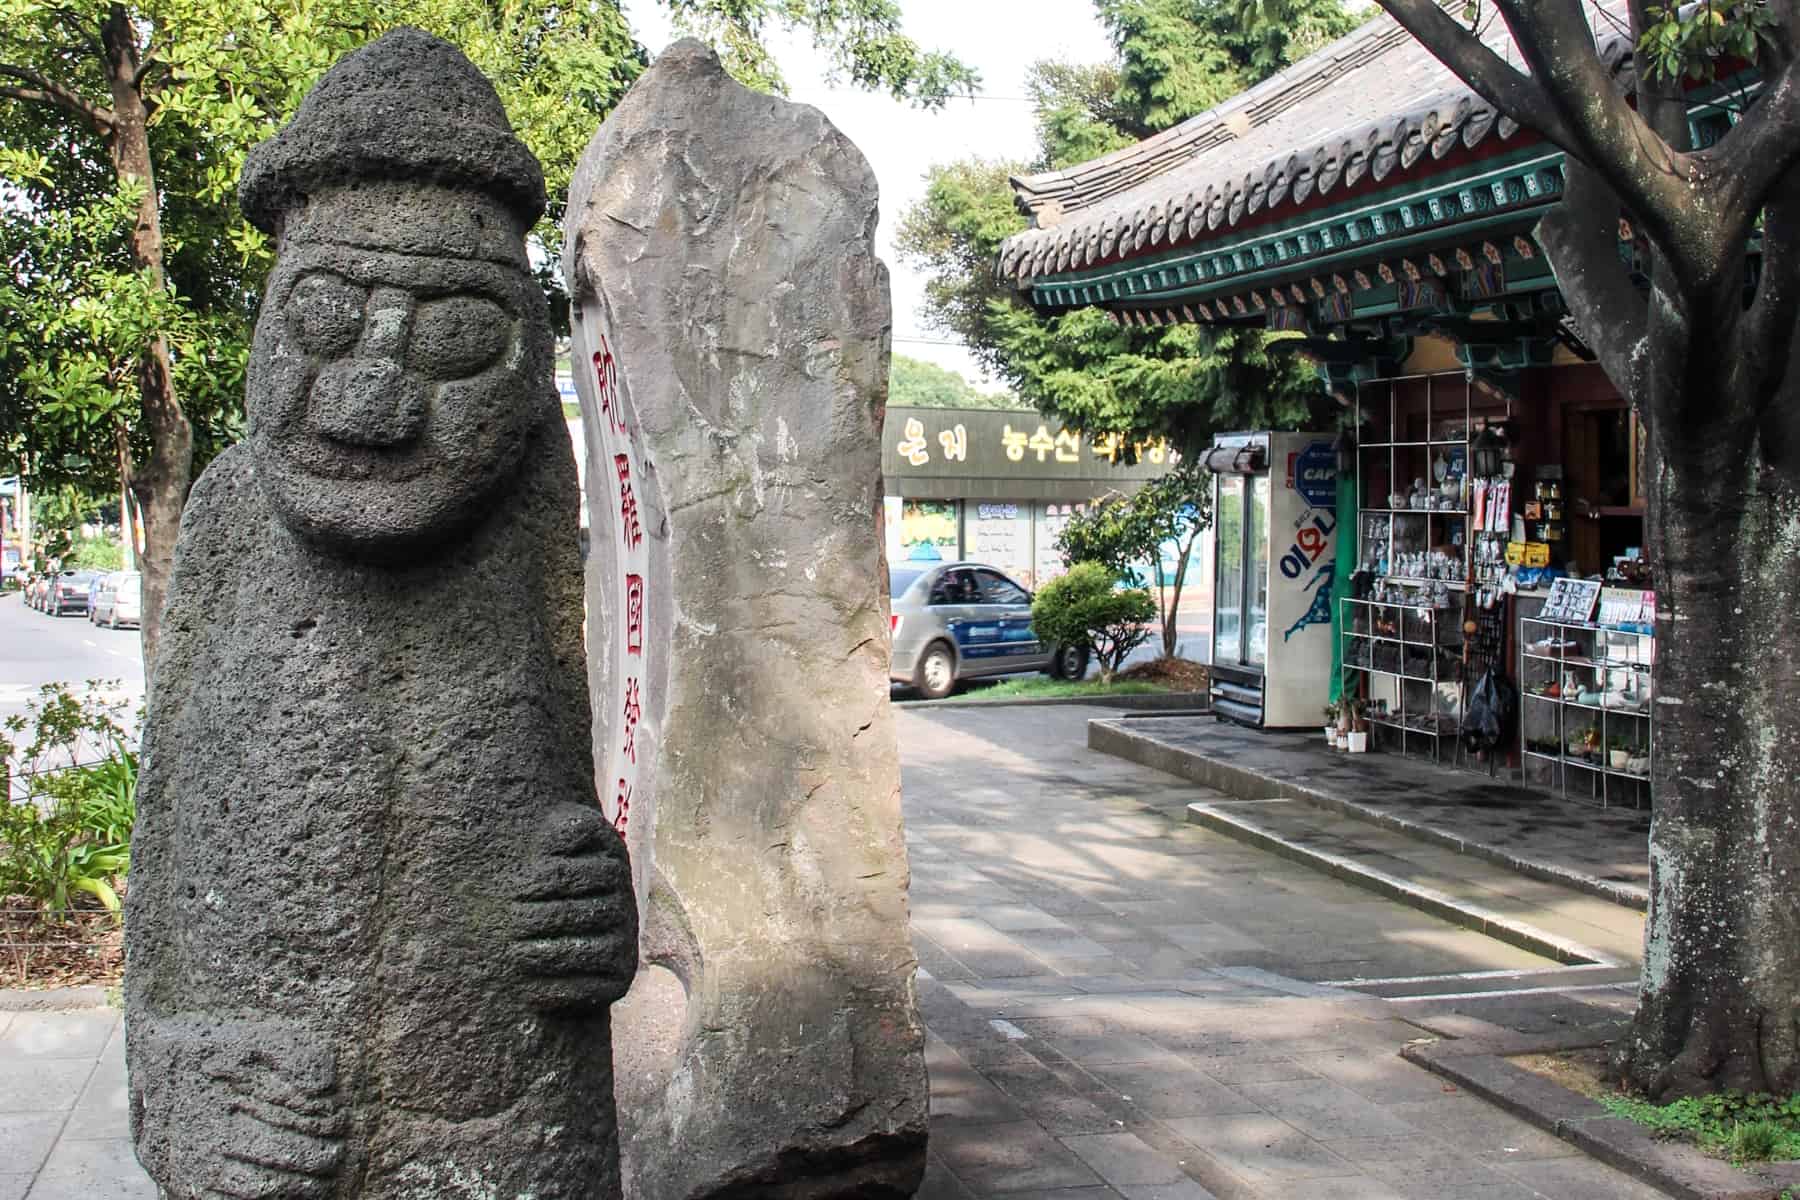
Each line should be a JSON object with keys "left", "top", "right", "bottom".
{"left": 928, "top": 568, "right": 980, "bottom": 606}
{"left": 973, "top": 569, "right": 1029, "bottom": 606}
{"left": 889, "top": 567, "right": 925, "bottom": 600}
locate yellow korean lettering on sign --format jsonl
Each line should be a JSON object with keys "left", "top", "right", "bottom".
{"left": 938, "top": 423, "right": 968, "bottom": 462}
{"left": 1001, "top": 423, "right": 1029, "bottom": 461}
{"left": 896, "top": 417, "right": 929, "bottom": 466}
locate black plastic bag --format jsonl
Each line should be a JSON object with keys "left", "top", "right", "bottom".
{"left": 1463, "top": 669, "right": 1518, "bottom": 754}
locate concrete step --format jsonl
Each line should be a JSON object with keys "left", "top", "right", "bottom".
{"left": 1186, "top": 798, "right": 1645, "bottom": 970}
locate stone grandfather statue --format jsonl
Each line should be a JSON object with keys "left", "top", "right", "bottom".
{"left": 124, "top": 30, "right": 637, "bottom": 1198}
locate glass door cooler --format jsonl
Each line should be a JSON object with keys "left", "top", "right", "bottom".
{"left": 1203, "top": 431, "right": 1338, "bottom": 728}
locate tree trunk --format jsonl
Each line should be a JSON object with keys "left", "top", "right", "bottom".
{"left": 1162, "top": 534, "right": 1195, "bottom": 659}
{"left": 102, "top": 5, "right": 191, "bottom": 673}
{"left": 1616, "top": 324, "right": 1800, "bottom": 1098}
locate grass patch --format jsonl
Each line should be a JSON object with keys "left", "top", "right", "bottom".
{"left": 962, "top": 677, "right": 1167, "bottom": 701}
{"left": 1596, "top": 1090, "right": 1800, "bottom": 1164}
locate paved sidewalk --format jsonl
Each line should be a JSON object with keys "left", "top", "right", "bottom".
{"left": 7, "top": 703, "right": 1660, "bottom": 1199}
{"left": 1091, "top": 716, "right": 1650, "bottom": 905}
{"left": 1, "top": 1007, "right": 149, "bottom": 1200}
{"left": 902, "top": 705, "right": 1659, "bottom": 1199}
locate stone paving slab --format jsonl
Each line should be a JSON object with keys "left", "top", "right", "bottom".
{"left": 1091, "top": 715, "right": 1649, "bottom": 907}
{"left": 1188, "top": 799, "right": 1646, "bottom": 965}
{"left": 902, "top": 705, "right": 1677, "bottom": 1200}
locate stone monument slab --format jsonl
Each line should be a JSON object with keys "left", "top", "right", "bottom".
{"left": 563, "top": 39, "right": 927, "bottom": 1200}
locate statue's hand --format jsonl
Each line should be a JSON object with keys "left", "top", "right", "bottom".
{"left": 133, "top": 1016, "right": 345, "bottom": 1199}
{"left": 508, "top": 801, "right": 638, "bottom": 1012}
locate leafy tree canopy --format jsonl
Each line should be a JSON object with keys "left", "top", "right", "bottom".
{"left": 888, "top": 353, "right": 1023, "bottom": 409}
{"left": 663, "top": 0, "right": 979, "bottom": 104}
{"left": 0, "top": 0, "right": 972, "bottom": 487}
{"left": 897, "top": 0, "right": 1364, "bottom": 458}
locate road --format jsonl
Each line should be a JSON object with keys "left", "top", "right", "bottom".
{"left": 0, "top": 594, "right": 144, "bottom": 728}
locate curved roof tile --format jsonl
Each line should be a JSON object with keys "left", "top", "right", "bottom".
{"left": 998, "top": 1, "right": 1631, "bottom": 288}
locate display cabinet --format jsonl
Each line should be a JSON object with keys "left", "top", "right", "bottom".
{"left": 1339, "top": 595, "right": 1467, "bottom": 760}
{"left": 1350, "top": 374, "right": 1477, "bottom": 614}
{"left": 1518, "top": 613, "right": 1654, "bottom": 808}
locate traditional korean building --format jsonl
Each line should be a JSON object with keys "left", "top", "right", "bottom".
{"left": 995, "top": 3, "right": 1750, "bottom": 803}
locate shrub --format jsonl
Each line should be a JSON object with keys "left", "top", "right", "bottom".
{"left": 1031, "top": 562, "right": 1156, "bottom": 683}
{"left": 1, "top": 683, "right": 137, "bottom": 919}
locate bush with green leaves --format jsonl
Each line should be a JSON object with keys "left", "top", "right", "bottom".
{"left": 1031, "top": 562, "right": 1156, "bottom": 684}
{"left": 1, "top": 682, "right": 138, "bottom": 919}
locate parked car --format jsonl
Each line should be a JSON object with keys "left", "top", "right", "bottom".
{"left": 91, "top": 571, "right": 141, "bottom": 629}
{"left": 44, "top": 569, "right": 100, "bottom": 617}
{"left": 889, "top": 560, "right": 1088, "bottom": 700}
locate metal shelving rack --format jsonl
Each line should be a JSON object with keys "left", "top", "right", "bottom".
{"left": 1518, "top": 614, "right": 1654, "bottom": 808}
{"left": 1342, "top": 373, "right": 1477, "bottom": 756}
{"left": 1340, "top": 596, "right": 1467, "bottom": 760}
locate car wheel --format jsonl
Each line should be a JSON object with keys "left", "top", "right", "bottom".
{"left": 1051, "top": 644, "right": 1090, "bottom": 680}
{"left": 914, "top": 641, "right": 957, "bottom": 700}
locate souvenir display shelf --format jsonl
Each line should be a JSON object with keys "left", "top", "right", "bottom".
{"left": 1518, "top": 612, "right": 1654, "bottom": 809}
{"left": 1339, "top": 595, "right": 1465, "bottom": 761}
{"left": 1351, "top": 374, "right": 1478, "bottom": 613}
{"left": 1341, "top": 373, "right": 1496, "bottom": 753}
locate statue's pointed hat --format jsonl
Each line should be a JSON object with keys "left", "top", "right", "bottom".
{"left": 239, "top": 28, "right": 546, "bottom": 236}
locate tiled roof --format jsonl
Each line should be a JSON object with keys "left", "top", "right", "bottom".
{"left": 997, "top": 1, "right": 1632, "bottom": 287}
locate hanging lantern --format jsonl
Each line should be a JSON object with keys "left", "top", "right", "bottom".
{"left": 1472, "top": 427, "right": 1505, "bottom": 479}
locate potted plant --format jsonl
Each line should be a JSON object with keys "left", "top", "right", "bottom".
{"left": 1346, "top": 698, "right": 1370, "bottom": 754}
{"left": 1609, "top": 737, "right": 1631, "bottom": 770}
{"left": 1322, "top": 701, "right": 1340, "bottom": 747}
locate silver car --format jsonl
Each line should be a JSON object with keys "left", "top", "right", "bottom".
{"left": 91, "top": 570, "right": 142, "bottom": 629}
{"left": 889, "top": 560, "right": 1087, "bottom": 699}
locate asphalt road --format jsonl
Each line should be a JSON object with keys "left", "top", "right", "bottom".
{"left": 0, "top": 593, "right": 145, "bottom": 730}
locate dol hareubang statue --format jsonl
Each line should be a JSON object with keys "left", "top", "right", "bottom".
{"left": 124, "top": 30, "right": 636, "bottom": 1198}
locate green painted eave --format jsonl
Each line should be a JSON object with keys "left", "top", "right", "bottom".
{"left": 1025, "top": 147, "right": 1568, "bottom": 312}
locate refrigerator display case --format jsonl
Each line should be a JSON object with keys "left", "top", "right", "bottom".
{"left": 1204, "top": 431, "right": 1339, "bottom": 728}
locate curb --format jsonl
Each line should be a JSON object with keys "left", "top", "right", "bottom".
{"left": 1089, "top": 718, "right": 1648, "bottom": 912}
{"left": 895, "top": 691, "right": 1210, "bottom": 712}
{"left": 1186, "top": 800, "right": 1619, "bottom": 967}
{"left": 0, "top": 985, "right": 113, "bottom": 1011}
{"left": 1402, "top": 1034, "right": 1800, "bottom": 1200}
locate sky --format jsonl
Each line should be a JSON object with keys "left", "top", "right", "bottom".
{"left": 616, "top": 1, "right": 1115, "bottom": 390}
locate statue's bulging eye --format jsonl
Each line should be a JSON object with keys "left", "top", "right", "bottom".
{"left": 409, "top": 294, "right": 509, "bottom": 379}
{"left": 287, "top": 273, "right": 366, "bottom": 358}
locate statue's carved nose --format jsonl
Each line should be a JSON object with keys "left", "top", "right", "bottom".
{"left": 309, "top": 358, "right": 428, "bottom": 448}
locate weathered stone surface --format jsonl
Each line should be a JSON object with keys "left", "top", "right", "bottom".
{"left": 563, "top": 39, "right": 926, "bottom": 1200}
{"left": 125, "top": 30, "right": 636, "bottom": 1198}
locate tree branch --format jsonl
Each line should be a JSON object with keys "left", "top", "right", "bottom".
{"left": 1533, "top": 159, "right": 1649, "bottom": 400}
{"left": 49, "top": 5, "right": 103, "bottom": 61}
{"left": 1374, "top": 0, "right": 1583, "bottom": 151}
{"left": 0, "top": 62, "right": 114, "bottom": 132}
{"left": 1738, "top": 162, "right": 1800, "bottom": 451}
{"left": 1496, "top": 1, "right": 1711, "bottom": 254}
{"left": 1715, "top": 55, "right": 1800, "bottom": 223}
